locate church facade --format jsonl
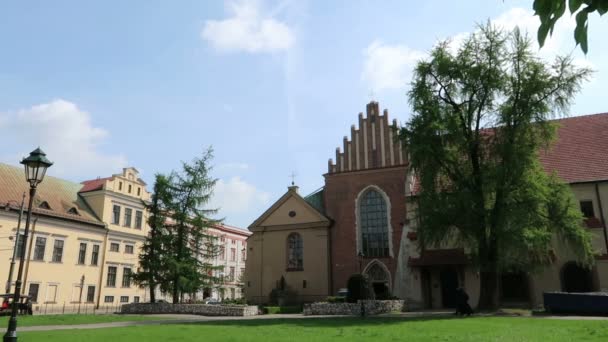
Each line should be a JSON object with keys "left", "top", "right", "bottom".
{"left": 245, "top": 101, "right": 608, "bottom": 309}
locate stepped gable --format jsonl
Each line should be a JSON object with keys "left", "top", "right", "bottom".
{"left": 327, "top": 101, "right": 407, "bottom": 174}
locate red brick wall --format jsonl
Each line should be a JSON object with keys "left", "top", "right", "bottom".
{"left": 323, "top": 165, "right": 407, "bottom": 294}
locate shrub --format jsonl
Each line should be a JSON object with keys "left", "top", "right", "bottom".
{"left": 346, "top": 274, "right": 372, "bottom": 303}
{"left": 262, "top": 306, "right": 302, "bottom": 314}
{"left": 326, "top": 296, "right": 346, "bottom": 303}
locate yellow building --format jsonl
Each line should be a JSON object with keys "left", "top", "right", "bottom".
{"left": 0, "top": 163, "right": 150, "bottom": 311}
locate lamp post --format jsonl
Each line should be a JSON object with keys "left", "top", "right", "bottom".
{"left": 357, "top": 251, "right": 365, "bottom": 318}
{"left": 4, "top": 148, "right": 52, "bottom": 342}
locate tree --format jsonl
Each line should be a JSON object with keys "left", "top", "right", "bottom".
{"left": 534, "top": 0, "right": 608, "bottom": 53}
{"left": 398, "top": 24, "right": 595, "bottom": 310}
{"left": 164, "top": 148, "right": 221, "bottom": 303}
{"left": 132, "top": 173, "right": 173, "bottom": 303}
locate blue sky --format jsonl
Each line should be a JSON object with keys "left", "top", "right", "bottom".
{"left": 1, "top": 0, "right": 607, "bottom": 228}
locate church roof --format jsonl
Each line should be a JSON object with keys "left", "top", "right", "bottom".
{"left": 304, "top": 187, "right": 325, "bottom": 215}
{"left": 0, "top": 163, "right": 105, "bottom": 227}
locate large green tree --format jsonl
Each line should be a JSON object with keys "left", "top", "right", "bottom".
{"left": 132, "top": 174, "right": 173, "bottom": 303}
{"left": 399, "top": 24, "right": 595, "bottom": 309}
{"left": 164, "top": 148, "right": 221, "bottom": 303}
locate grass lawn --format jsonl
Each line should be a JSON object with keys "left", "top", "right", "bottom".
{"left": 0, "top": 314, "right": 168, "bottom": 327}
{"left": 21, "top": 316, "right": 608, "bottom": 341}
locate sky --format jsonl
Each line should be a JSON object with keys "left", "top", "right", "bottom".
{"left": 1, "top": 0, "right": 607, "bottom": 228}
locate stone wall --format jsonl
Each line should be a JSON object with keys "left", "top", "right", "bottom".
{"left": 121, "top": 303, "right": 258, "bottom": 316}
{"left": 303, "top": 300, "right": 405, "bottom": 316}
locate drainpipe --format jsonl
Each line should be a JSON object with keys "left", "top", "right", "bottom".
{"left": 96, "top": 228, "right": 110, "bottom": 308}
{"left": 259, "top": 229, "right": 264, "bottom": 304}
{"left": 22, "top": 217, "right": 38, "bottom": 295}
{"left": 595, "top": 183, "right": 608, "bottom": 255}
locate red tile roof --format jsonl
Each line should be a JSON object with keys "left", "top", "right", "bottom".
{"left": 80, "top": 177, "right": 112, "bottom": 193}
{"left": 539, "top": 113, "right": 608, "bottom": 183}
{"left": 0, "top": 163, "right": 104, "bottom": 227}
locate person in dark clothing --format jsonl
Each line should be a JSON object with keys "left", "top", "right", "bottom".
{"left": 454, "top": 287, "right": 473, "bottom": 316}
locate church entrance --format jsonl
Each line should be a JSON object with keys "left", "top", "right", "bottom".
{"left": 562, "top": 262, "right": 594, "bottom": 293}
{"left": 440, "top": 269, "right": 459, "bottom": 308}
{"left": 365, "top": 262, "right": 391, "bottom": 299}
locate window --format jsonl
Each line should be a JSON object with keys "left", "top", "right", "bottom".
{"left": 580, "top": 200, "right": 595, "bottom": 218}
{"left": 120, "top": 296, "right": 129, "bottom": 303}
{"left": 110, "top": 243, "right": 120, "bottom": 252}
{"left": 286, "top": 233, "right": 303, "bottom": 271}
{"left": 137, "top": 187, "right": 141, "bottom": 196}
{"left": 104, "top": 296, "right": 114, "bottom": 303}
{"left": 125, "top": 245, "right": 134, "bottom": 254}
{"left": 91, "top": 245, "right": 100, "bottom": 265}
{"left": 241, "top": 268, "right": 245, "bottom": 278}
{"left": 241, "top": 249, "right": 246, "bottom": 261}
{"left": 134, "top": 296, "right": 140, "bottom": 303}
{"left": 67, "top": 207, "right": 79, "bottom": 215}
{"left": 359, "top": 189, "right": 390, "bottom": 257}
{"left": 86, "top": 286, "right": 95, "bottom": 303}
{"left": 39, "top": 201, "right": 51, "bottom": 210}
{"left": 122, "top": 268, "right": 132, "bottom": 287}
{"left": 303, "top": 280, "right": 307, "bottom": 288}
{"left": 230, "top": 288, "right": 235, "bottom": 299}
{"left": 28, "top": 284, "right": 40, "bottom": 303}
{"left": 229, "top": 267, "right": 235, "bottom": 281}
{"left": 15, "top": 234, "right": 25, "bottom": 259}
{"left": 128, "top": 184, "right": 132, "bottom": 193}
{"left": 124, "top": 208, "right": 132, "bottom": 227}
{"left": 220, "top": 247, "right": 225, "bottom": 260}
{"left": 135, "top": 210, "right": 143, "bottom": 229}
{"left": 33, "top": 237, "right": 46, "bottom": 261}
{"left": 230, "top": 248, "right": 236, "bottom": 261}
{"left": 112, "top": 205, "right": 121, "bottom": 224}
{"left": 75, "top": 243, "right": 86, "bottom": 265}
{"left": 231, "top": 239, "right": 236, "bottom": 245}
{"left": 107, "top": 266, "right": 117, "bottom": 287}
{"left": 118, "top": 181, "right": 123, "bottom": 191}
{"left": 46, "top": 284, "right": 58, "bottom": 303}
{"left": 52, "top": 240, "right": 64, "bottom": 262}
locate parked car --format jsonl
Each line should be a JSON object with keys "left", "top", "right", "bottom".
{"left": 203, "top": 298, "right": 221, "bottom": 304}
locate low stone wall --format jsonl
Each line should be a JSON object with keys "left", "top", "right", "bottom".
{"left": 121, "top": 303, "right": 259, "bottom": 316}
{"left": 303, "top": 300, "right": 405, "bottom": 316}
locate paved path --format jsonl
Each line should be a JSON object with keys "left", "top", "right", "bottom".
{"left": 19, "top": 311, "right": 608, "bottom": 332}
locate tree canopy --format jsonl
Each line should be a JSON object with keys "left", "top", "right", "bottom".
{"left": 534, "top": 0, "right": 608, "bottom": 53}
{"left": 399, "top": 24, "right": 595, "bottom": 309}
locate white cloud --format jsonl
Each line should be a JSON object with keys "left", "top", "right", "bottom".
{"left": 362, "top": 7, "right": 595, "bottom": 93}
{"left": 201, "top": 0, "right": 295, "bottom": 53}
{"left": 211, "top": 176, "right": 271, "bottom": 222}
{"left": 361, "top": 40, "right": 425, "bottom": 92}
{"left": 0, "top": 99, "right": 127, "bottom": 180}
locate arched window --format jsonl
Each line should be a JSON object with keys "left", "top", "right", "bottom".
{"left": 359, "top": 189, "right": 389, "bottom": 257}
{"left": 286, "top": 233, "right": 303, "bottom": 271}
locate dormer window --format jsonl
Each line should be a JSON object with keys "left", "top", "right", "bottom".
{"left": 38, "top": 201, "right": 51, "bottom": 210}
{"left": 118, "top": 182, "right": 123, "bottom": 191}
{"left": 137, "top": 187, "right": 141, "bottom": 196}
{"left": 67, "top": 207, "right": 80, "bottom": 215}
{"left": 128, "top": 184, "right": 132, "bottom": 193}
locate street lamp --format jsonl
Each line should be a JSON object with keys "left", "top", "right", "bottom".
{"left": 4, "top": 148, "right": 52, "bottom": 342}
{"left": 357, "top": 251, "right": 365, "bottom": 318}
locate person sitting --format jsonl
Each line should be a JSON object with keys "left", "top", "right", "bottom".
{"left": 455, "top": 287, "right": 474, "bottom": 316}
{"left": 1, "top": 299, "right": 9, "bottom": 311}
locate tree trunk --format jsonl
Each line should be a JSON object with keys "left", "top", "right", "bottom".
{"left": 477, "top": 269, "right": 499, "bottom": 310}
{"left": 149, "top": 282, "right": 156, "bottom": 304}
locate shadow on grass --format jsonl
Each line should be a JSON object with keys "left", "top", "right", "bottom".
{"left": 187, "top": 315, "right": 469, "bottom": 329}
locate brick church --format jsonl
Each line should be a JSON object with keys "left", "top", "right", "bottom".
{"left": 244, "top": 101, "right": 608, "bottom": 309}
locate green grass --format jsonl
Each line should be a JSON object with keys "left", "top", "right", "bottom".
{"left": 20, "top": 316, "right": 608, "bottom": 341}
{"left": 0, "top": 314, "right": 168, "bottom": 327}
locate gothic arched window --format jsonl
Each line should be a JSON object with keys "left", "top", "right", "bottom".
{"left": 359, "top": 189, "right": 390, "bottom": 257}
{"left": 286, "top": 233, "right": 303, "bottom": 271}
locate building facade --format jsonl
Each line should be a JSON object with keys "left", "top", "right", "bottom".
{"left": 245, "top": 101, "right": 608, "bottom": 309}
{"left": 0, "top": 164, "right": 250, "bottom": 311}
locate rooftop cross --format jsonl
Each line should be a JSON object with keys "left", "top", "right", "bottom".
{"left": 289, "top": 171, "right": 297, "bottom": 186}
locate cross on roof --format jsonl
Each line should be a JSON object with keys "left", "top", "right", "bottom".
{"left": 289, "top": 172, "right": 297, "bottom": 186}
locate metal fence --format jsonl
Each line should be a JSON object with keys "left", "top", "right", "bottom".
{"left": 31, "top": 302, "right": 124, "bottom": 315}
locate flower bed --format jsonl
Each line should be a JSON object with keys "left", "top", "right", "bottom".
{"left": 120, "top": 303, "right": 258, "bottom": 316}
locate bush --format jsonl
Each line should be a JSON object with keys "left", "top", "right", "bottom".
{"left": 346, "top": 274, "right": 372, "bottom": 303}
{"left": 326, "top": 296, "right": 346, "bottom": 303}
{"left": 262, "top": 306, "right": 302, "bottom": 314}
